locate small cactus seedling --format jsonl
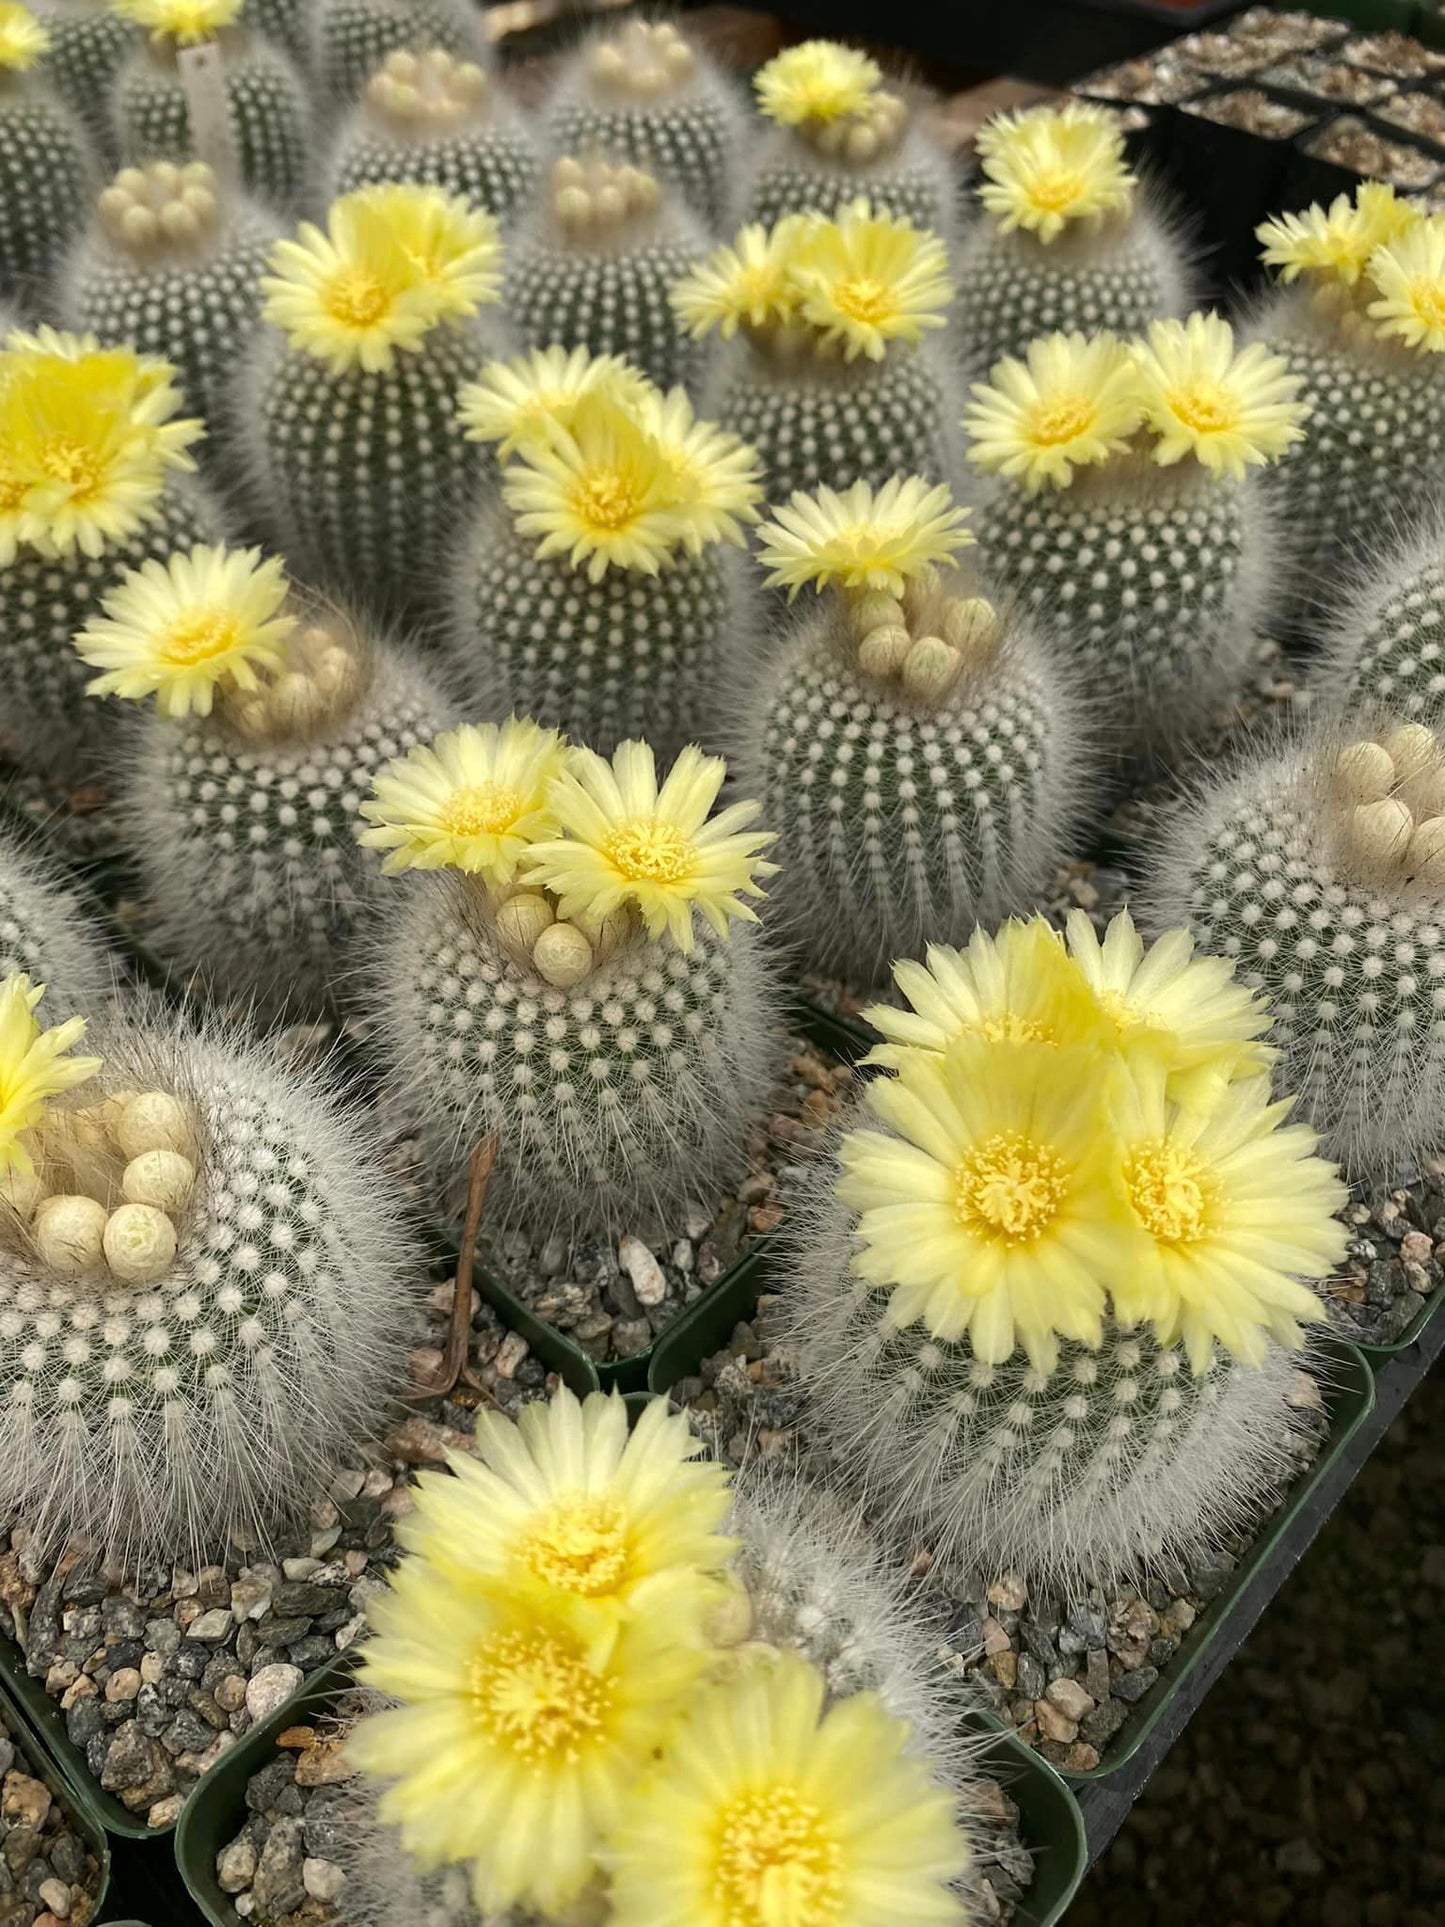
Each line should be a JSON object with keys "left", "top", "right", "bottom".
{"left": 541, "top": 17, "right": 745, "bottom": 229}
{"left": 1149, "top": 716, "right": 1445, "bottom": 1177}
{"left": 1252, "top": 186, "right": 1445, "bottom": 585}
{"left": 789, "top": 911, "right": 1347, "bottom": 1595}
{"left": 60, "top": 159, "right": 282, "bottom": 465}
{"left": 452, "top": 353, "right": 762, "bottom": 760}
{"left": 0, "top": 829, "right": 111, "bottom": 1019}
{"left": 0, "top": 324, "right": 218, "bottom": 781}
{"left": 316, "top": 0, "right": 486, "bottom": 114}
{"left": 109, "top": 0, "right": 311, "bottom": 214}
{"left": 742, "top": 37, "right": 960, "bottom": 244}
{"left": 1316, "top": 511, "right": 1445, "bottom": 726}
{"left": 0, "top": 972, "right": 422, "bottom": 1565}
{"left": 735, "top": 474, "right": 1089, "bottom": 985}
{"left": 239, "top": 181, "right": 504, "bottom": 624}
{"left": 361, "top": 723, "right": 782, "bottom": 1237}
{"left": 674, "top": 202, "right": 965, "bottom": 504}
{"left": 28, "top": 0, "right": 137, "bottom": 163}
{"left": 956, "top": 102, "right": 1188, "bottom": 374}
{"left": 0, "top": 3, "right": 97, "bottom": 309}
{"left": 72, "top": 543, "right": 455, "bottom": 1009}
{"left": 966, "top": 318, "right": 1307, "bottom": 753}
{"left": 323, "top": 44, "right": 538, "bottom": 223}
{"left": 503, "top": 154, "right": 708, "bottom": 394}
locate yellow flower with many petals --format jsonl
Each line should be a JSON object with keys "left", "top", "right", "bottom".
{"left": 755, "top": 474, "right": 973, "bottom": 599}
{"left": 353, "top": 182, "right": 501, "bottom": 316}
{"left": 1257, "top": 181, "right": 1420, "bottom": 288}
{"left": 964, "top": 329, "right": 1144, "bottom": 492}
{"left": 839, "top": 1036, "right": 1136, "bottom": 1370}
{"left": 639, "top": 386, "right": 763, "bottom": 552}
{"left": 1367, "top": 216, "right": 1445, "bottom": 354}
{"left": 357, "top": 718, "right": 566, "bottom": 880}
{"left": 456, "top": 345, "right": 656, "bottom": 455}
{"left": 1111, "top": 1066, "right": 1345, "bottom": 1373}
{"left": 351, "top": 1573, "right": 708, "bottom": 1917}
{"left": 754, "top": 39, "right": 883, "bottom": 127}
{"left": 1132, "top": 313, "right": 1307, "bottom": 478}
{"left": 606, "top": 1649, "right": 970, "bottom": 1927}
{"left": 0, "top": 977, "right": 102, "bottom": 1179}
{"left": 789, "top": 200, "right": 953, "bottom": 361}
{"left": 523, "top": 741, "right": 775, "bottom": 954}
{"left": 0, "top": 2, "right": 48, "bottom": 69}
{"left": 975, "top": 102, "right": 1135, "bottom": 243}
{"left": 669, "top": 218, "right": 810, "bottom": 340}
{"left": 397, "top": 1388, "right": 734, "bottom": 1636}
{"left": 111, "top": 0, "right": 241, "bottom": 43}
{"left": 75, "top": 544, "right": 296, "bottom": 718}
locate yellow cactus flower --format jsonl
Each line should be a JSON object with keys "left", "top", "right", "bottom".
{"left": 789, "top": 200, "right": 953, "bottom": 361}
{"left": 1367, "top": 215, "right": 1445, "bottom": 354}
{"left": 669, "top": 218, "right": 811, "bottom": 340}
{"left": 963, "top": 329, "right": 1145, "bottom": 492}
{"left": 110, "top": 0, "right": 241, "bottom": 43}
{"left": 755, "top": 474, "right": 973, "bottom": 599}
{"left": 1257, "top": 181, "right": 1421, "bottom": 287}
{"left": 0, "top": 2, "right": 49, "bottom": 69}
{"left": 0, "top": 976, "right": 102, "bottom": 1178}
{"left": 1132, "top": 313, "right": 1307, "bottom": 478}
{"left": 754, "top": 39, "right": 883, "bottom": 127}
{"left": 975, "top": 102, "right": 1135, "bottom": 243}
{"left": 639, "top": 387, "right": 763, "bottom": 551}
{"left": 457, "top": 345, "right": 656, "bottom": 454}
{"left": 350, "top": 182, "right": 502, "bottom": 316}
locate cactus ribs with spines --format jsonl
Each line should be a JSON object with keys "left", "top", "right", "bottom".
{"left": 542, "top": 17, "right": 745, "bottom": 230}
{"left": 325, "top": 44, "right": 538, "bottom": 222}
{"left": 316, "top": 0, "right": 486, "bottom": 113}
{"left": 29, "top": 0, "right": 138, "bottom": 163}
{"left": 1316, "top": 513, "right": 1445, "bottom": 726}
{"left": 0, "top": 3, "right": 96, "bottom": 309}
{"left": 503, "top": 154, "right": 706, "bottom": 395}
{"left": 0, "top": 829, "right": 112, "bottom": 1019}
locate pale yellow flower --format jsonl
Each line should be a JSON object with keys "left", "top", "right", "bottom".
{"left": 457, "top": 345, "right": 656, "bottom": 455}
{"left": 1133, "top": 313, "right": 1307, "bottom": 478}
{"left": 0, "top": 976, "right": 102, "bottom": 1179}
{"left": 639, "top": 387, "right": 763, "bottom": 552}
{"left": 975, "top": 102, "right": 1135, "bottom": 242}
{"left": 755, "top": 474, "right": 973, "bottom": 599}
{"left": 669, "top": 219, "right": 810, "bottom": 340}
{"left": 1368, "top": 216, "right": 1445, "bottom": 354}
{"left": 357, "top": 718, "right": 567, "bottom": 880}
{"left": 350, "top": 182, "right": 502, "bottom": 317}
{"left": 964, "top": 330, "right": 1144, "bottom": 492}
{"left": 754, "top": 39, "right": 883, "bottom": 127}
{"left": 789, "top": 200, "right": 953, "bottom": 361}
{"left": 1257, "top": 181, "right": 1421, "bottom": 287}
{"left": 0, "top": 2, "right": 49, "bottom": 69}
{"left": 110, "top": 0, "right": 241, "bottom": 43}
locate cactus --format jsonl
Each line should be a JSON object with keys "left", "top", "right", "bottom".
{"left": 1148, "top": 716, "right": 1445, "bottom": 1178}
{"left": 734, "top": 475, "right": 1088, "bottom": 985}
{"left": 541, "top": 17, "right": 745, "bottom": 230}
{"left": 0, "top": 324, "right": 218, "bottom": 782}
{"left": 238, "top": 181, "right": 503, "bottom": 625}
{"left": 0, "top": 828, "right": 111, "bottom": 1018}
{"left": 316, "top": 0, "right": 485, "bottom": 114}
{"left": 965, "top": 319, "right": 1307, "bottom": 753}
{"left": 324, "top": 44, "right": 538, "bottom": 223}
{"left": 240, "top": 0, "right": 310, "bottom": 79}
{"left": 360, "top": 724, "right": 781, "bottom": 1236}
{"left": 0, "top": 4, "right": 97, "bottom": 310}
{"left": 71, "top": 543, "right": 456, "bottom": 1009}
{"left": 110, "top": 0, "right": 310, "bottom": 214}
{"left": 956, "top": 102, "right": 1188, "bottom": 374}
{"left": 740, "top": 38, "right": 961, "bottom": 244}
{"left": 0, "top": 973, "right": 422, "bottom": 1565}
{"left": 451, "top": 357, "right": 762, "bottom": 760}
{"left": 1316, "top": 512, "right": 1445, "bottom": 726}
{"left": 1251, "top": 186, "right": 1445, "bottom": 586}
{"left": 59, "top": 159, "right": 281, "bottom": 466}
{"left": 28, "top": 0, "right": 137, "bottom": 164}
{"left": 787, "top": 911, "right": 1347, "bottom": 1595}
{"left": 675, "top": 202, "right": 965, "bottom": 503}
{"left": 503, "top": 154, "right": 707, "bottom": 394}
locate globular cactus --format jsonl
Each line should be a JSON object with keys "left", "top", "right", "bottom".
{"left": 240, "top": 0, "right": 311, "bottom": 80}
{"left": 0, "top": 324, "right": 218, "bottom": 782}
{"left": 361, "top": 723, "right": 782, "bottom": 1237}
{"left": 0, "top": 972, "right": 422, "bottom": 1566}
{"left": 966, "top": 318, "right": 1307, "bottom": 753}
{"left": 1252, "top": 186, "right": 1445, "bottom": 586}
{"left": 0, "top": 3, "right": 97, "bottom": 310}
{"left": 734, "top": 475, "right": 1088, "bottom": 986}
{"left": 72, "top": 543, "right": 456, "bottom": 1009}
{"left": 239, "top": 181, "right": 503, "bottom": 624}
{"left": 740, "top": 37, "right": 960, "bottom": 245}
{"left": 110, "top": 0, "right": 310, "bottom": 214}
{"left": 675, "top": 201, "right": 965, "bottom": 503}
{"left": 1316, "top": 511, "right": 1445, "bottom": 726}
{"left": 323, "top": 43, "right": 538, "bottom": 223}
{"left": 316, "top": 0, "right": 486, "bottom": 115}
{"left": 27, "top": 0, "right": 137, "bottom": 164}
{"left": 451, "top": 358, "right": 762, "bottom": 760}
{"left": 956, "top": 102, "right": 1188, "bottom": 375}
{"left": 788, "top": 910, "right": 1347, "bottom": 1596}
{"left": 503, "top": 153, "right": 707, "bottom": 394}
{"left": 541, "top": 16, "right": 745, "bottom": 230}
{"left": 0, "top": 829, "right": 111, "bottom": 1019}
{"left": 1148, "top": 716, "right": 1445, "bottom": 1178}
{"left": 59, "top": 158, "right": 281, "bottom": 463}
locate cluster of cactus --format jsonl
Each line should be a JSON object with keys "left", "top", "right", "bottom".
{"left": 0, "top": 2, "right": 95, "bottom": 309}
{"left": 956, "top": 101, "right": 1189, "bottom": 374}
{"left": 675, "top": 199, "right": 965, "bottom": 501}
{"left": 736, "top": 474, "right": 1089, "bottom": 985}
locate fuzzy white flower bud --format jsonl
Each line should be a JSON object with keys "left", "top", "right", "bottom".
{"left": 532, "top": 921, "right": 594, "bottom": 987}
{"left": 1348, "top": 796, "right": 1414, "bottom": 870}
{"left": 115, "top": 1091, "right": 192, "bottom": 1161}
{"left": 33, "top": 1196, "right": 108, "bottom": 1278}
{"left": 1333, "top": 740, "right": 1396, "bottom": 804}
{"left": 494, "top": 891, "right": 555, "bottom": 957}
{"left": 103, "top": 1203, "right": 178, "bottom": 1285}
{"left": 122, "top": 1150, "right": 196, "bottom": 1213}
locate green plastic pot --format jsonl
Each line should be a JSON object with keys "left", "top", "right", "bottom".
{"left": 647, "top": 1246, "right": 1377, "bottom": 1782}
{"left": 173, "top": 1647, "right": 1086, "bottom": 1927}
{"left": 0, "top": 1660, "right": 111, "bottom": 1916}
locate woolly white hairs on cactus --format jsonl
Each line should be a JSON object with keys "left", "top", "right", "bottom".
{"left": 541, "top": 16, "right": 747, "bottom": 230}
{"left": 316, "top": 0, "right": 487, "bottom": 113}
{"left": 27, "top": 0, "right": 138, "bottom": 164}
{"left": 1314, "top": 507, "right": 1445, "bottom": 725}
{"left": 0, "top": 994, "right": 423, "bottom": 1567}
{"left": 0, "top": 827, "right": 112, "bottom": 1019}
{"left": 0, "top": 35, "right": 97, "bottom": 310}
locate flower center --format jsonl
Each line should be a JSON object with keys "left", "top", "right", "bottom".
{"left": 1027, "top": 396, "right": 1095, "bottom": 447}
{"left": 604, "top": 818, "right": 692, "bottom": 883}
{"left": 160, "top": 609, "right": 241, "bottom": 665}
{"left": 973, "top": 1013, "right": 1050, "bottom": 1045}
{"left": 955, "top": 1131, "right": 1068, "bottom": 1244}
{"left": 832, "top": 276, "right": 893, "bottom": 326}
{"left": 324, "top": 266, "right": 392, "bottom": 328}
{"left": 1027, "top": 167, "right": 1085, "bottom": 214}
{"left": 40, "top": 438, "right": 103, "bottom": 498}
{"left": 713, "top": 1787, "right": 844, "bottom": 1927}
{"left": 572, "top": 463, "right": 644, "bottom": 531}
{"left": 1409, "top": 280, "right": 1445, "bottom": 330}
{"left": 1124, "top": 1139, "right": 1212, "bottom": 1245}
{"left": 1166, "top": 383, "right": 1236, "bottom": 435}
{"left": 439, "top": 783, "right": 522, "bottom": 837}
{"left": 518, "top": 1494, "right": 630, "bottom": 1597}
{"left": 468, "top": 1628, "right": 610, "bottom": 1763}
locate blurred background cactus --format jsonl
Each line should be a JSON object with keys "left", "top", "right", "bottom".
{"left": 0, "top": 2, "right": 96, "bottom": 310}
{"left": 676, "top": 201, "right": 964, "bottom": 503}
{"left": 28, "top": 0, "right": 137, "bottom": 163}
{"left": 1316, "top": 512, "right": 1445, "bottom": 727}
{"left": 316, "top": 0, "right": 485, "bottom": 114}
{"left": 0, "top": 829, "right": 111, "bottom": 1016}
{"left": 735, "top": 476, "right": 1089, "bottom": 985}
{"left": 956, "top": 102, "right": 1189, "bottom": 374}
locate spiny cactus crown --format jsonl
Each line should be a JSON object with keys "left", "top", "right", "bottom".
{"left": 362, "top": 40, "right": 488, "bottom": 132}
{"left": 753, "top": 37, "right": 909, "bottom": 165}
{"left": 0, "top": 834, "right": 111, "bottom": 1024}
{"left": 1318, "top": 520, "right": 1445, "bottom": 726}
{"left": 92, "top": 155, "right": 224, "bottom": 256}
{"left": 1258, "top": 182, "right": 1445, "bottom": 359}
{"left": 973, "top": 100, "right": 1137, "bottom": 243}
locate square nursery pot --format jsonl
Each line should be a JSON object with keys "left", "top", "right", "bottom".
{"left": 0, "top": 1661, "right": 111, "bottom": 1917}
{"left": 1151, "top": 89, "right": 1301, "bottom": 293}
{"left": 473, "top": 999, "right": 872, "bottom": 1396}
{"left": 647, "top": 1245, "right": 1377, "bottom": 1782}
{"left": 172, "top": 1648, "right": 1089, "bottom": 1927}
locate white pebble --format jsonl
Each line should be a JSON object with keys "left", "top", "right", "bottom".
{"left": 245, "top": 1662, "right": 304, "bottom": 1722}
{"left": 619, "top": 1232, "right": 667, "bottom": 1306}
{"left": 303, "top": 1859, "right": 348, "bottom": 1903}
{"left": 103, "top": 1203, "right": 178, "bottom": 1284}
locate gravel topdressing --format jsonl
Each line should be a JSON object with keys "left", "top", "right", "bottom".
{"left": 1327, "top": 1167, "right": 1445, "bottom": 1347}
{"left": 0, "top": 1701, "right": 102, "bottom": 1927}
